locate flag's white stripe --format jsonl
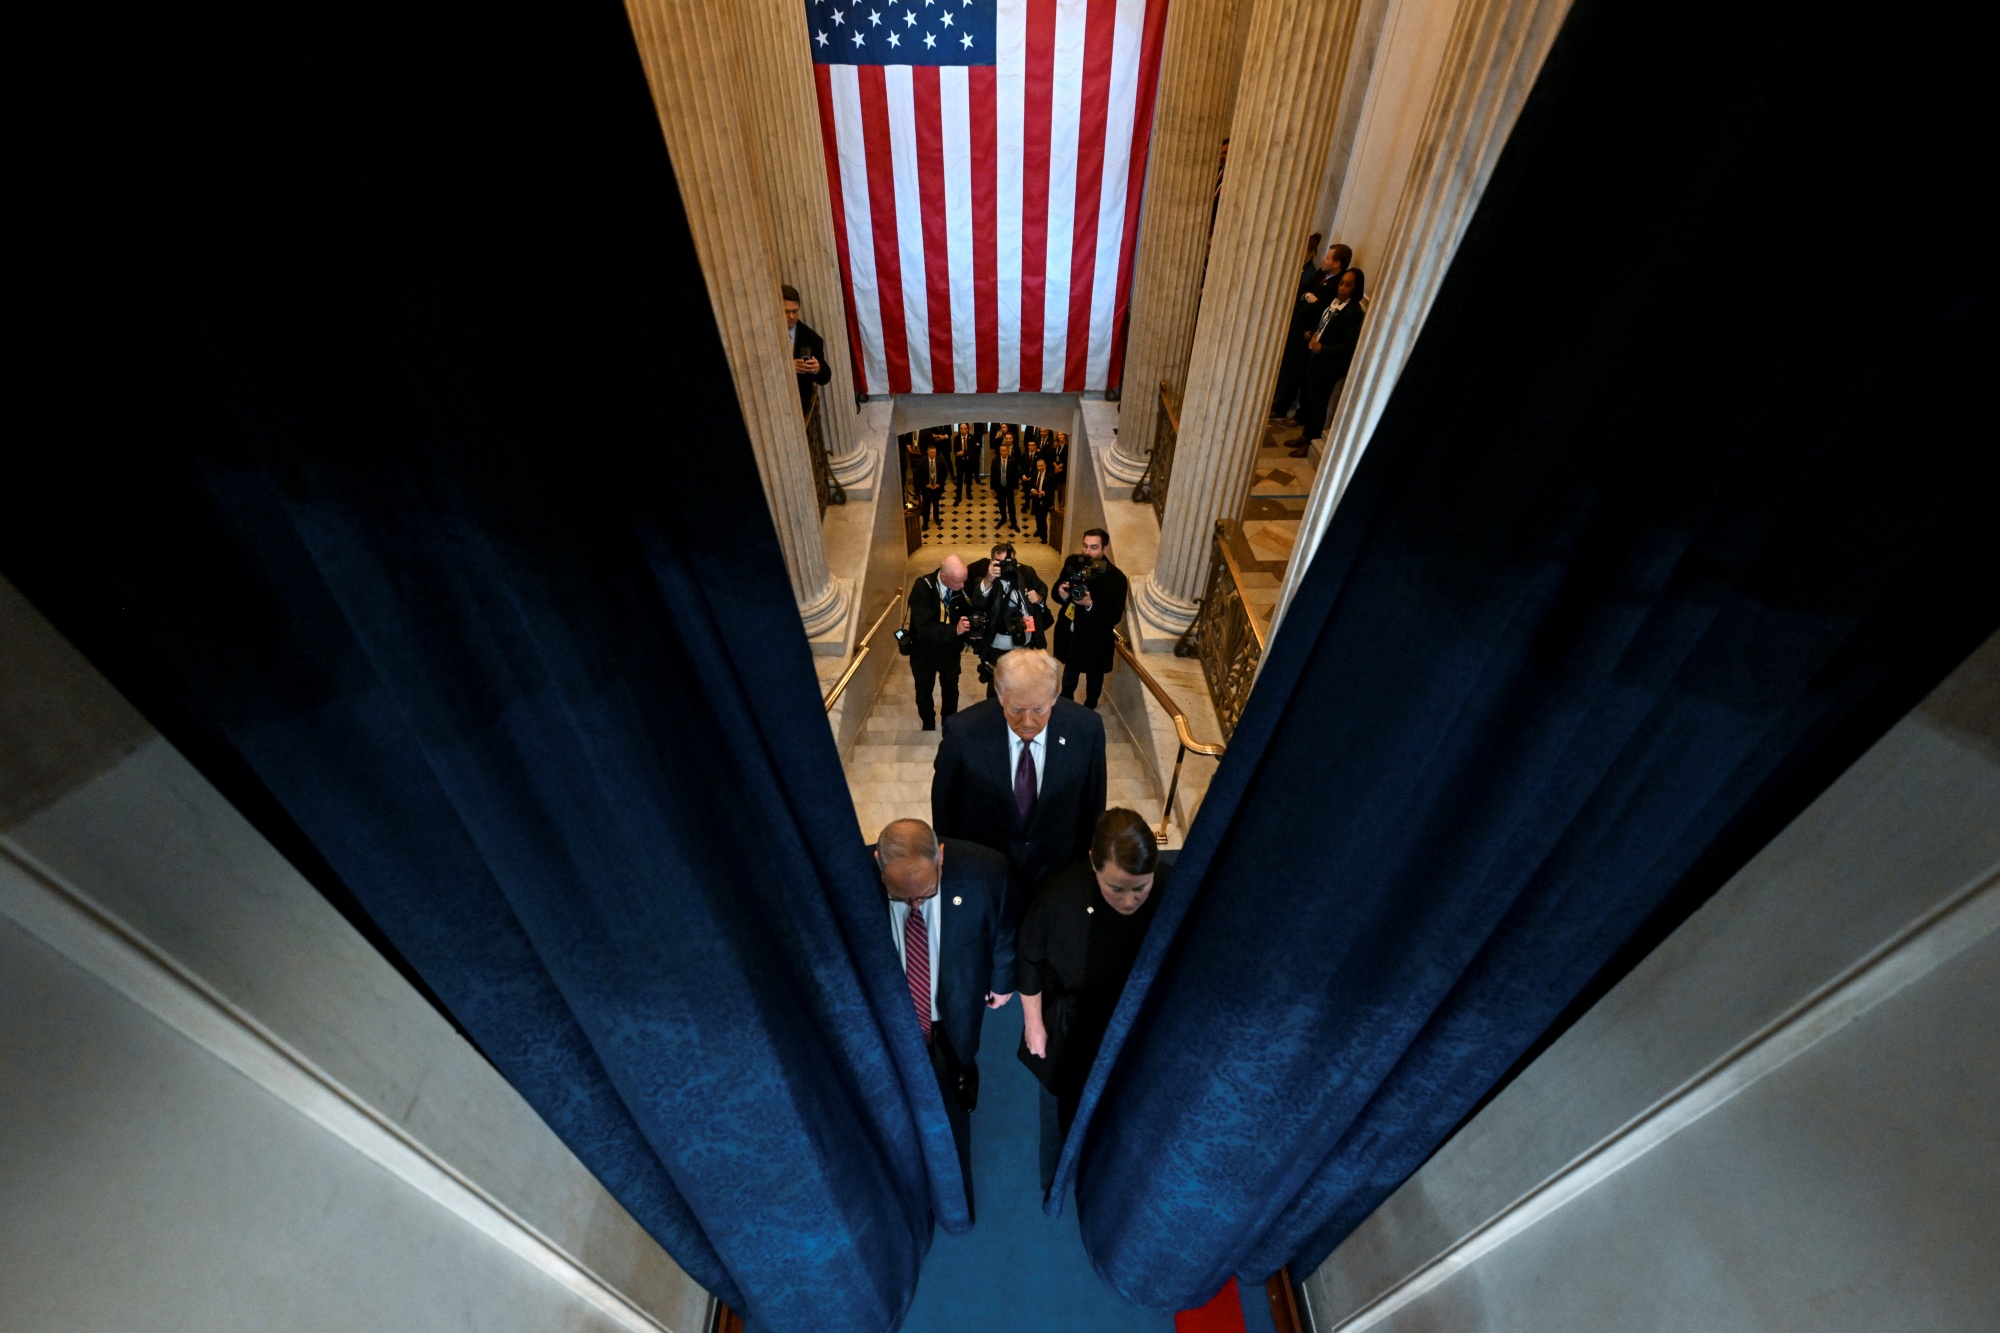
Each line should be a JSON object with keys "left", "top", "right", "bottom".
{"left": 939, "top": 66, "right": 978, "bottom": 394}
{"left": 1040, "top": 0, "right": 1088, "bottom": 391}
{"left": 830, "top": 66, "right": 888, "bottom": 395}
{"left": 1086, "top": 0, "right": 1147, "bottom": 389}
{"left": 994, "top": 0, "right": 1027, "bottom": 392}
{"left": 884, "top": 65, "right": 932, "bottom": 394}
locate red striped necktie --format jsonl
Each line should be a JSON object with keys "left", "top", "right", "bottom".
{"left": 904, "top": 900, "right": 932, "bottom": 1043}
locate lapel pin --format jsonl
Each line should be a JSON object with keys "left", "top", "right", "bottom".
{"left": 1086, "top": 905, "right": 1094, "bottom": 913}
{"left": 952, "top": 895, "right": 962, "bottom": 906}
{"left": 1058, "top": 735, "right": 1067, "bottom": 745}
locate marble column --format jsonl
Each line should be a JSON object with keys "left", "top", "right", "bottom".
{"left": 1270, "top": 0, "right": 1575, "bottom": 635}
{"left": 731, "top": 0, "right": 874, "bottom": 497}
{"left": 622, "top": 0, "right": 850, "bottom": 640}
{"left": 1131, "top": 0, "right": 1366, "bottom": 643}
{"left": 1108, "top": 0, "right": 1250, "bottom": 493}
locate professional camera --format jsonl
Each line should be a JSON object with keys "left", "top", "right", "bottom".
{"left": 988, "top": 555, "right": 1020, "bottom": 584}
{"left": 1059, "top": 553, "right": 1110, "bottom": 600}
{"left": 946, "top": 588, "right": 988, "bottom": 638}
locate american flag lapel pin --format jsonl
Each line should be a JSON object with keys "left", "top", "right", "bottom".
{"left": 1058, "top": 735, "right": 1066, "bottom": 745}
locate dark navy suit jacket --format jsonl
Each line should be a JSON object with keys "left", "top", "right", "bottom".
{"left": 930, "top": 698, "right": 1108, "bottom": 897}
{"left": 873, "top": 838, "right": 1018, "bottom": 1068}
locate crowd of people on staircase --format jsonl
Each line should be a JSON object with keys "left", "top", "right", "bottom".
{"left": 871, "top": 644, "right": 1161, "bottom": 1210}
{"left": 903, "top": 422, "right": 1070, "bottom": 540}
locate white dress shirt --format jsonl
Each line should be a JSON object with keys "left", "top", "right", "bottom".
{"left": 1007, "top": 729, "right": 1047, "bottom": 801}
{"left": 889, "top": 892, "right": 941, "bottom": 1021}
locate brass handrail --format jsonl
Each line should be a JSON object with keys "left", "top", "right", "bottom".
{"left": 823, "top": 592, "right": 904, "bottom": 714}
{"left": 1112, "top": 628, "right": 1224, "bottom": 844}
{"left": 1212, "top": 527, "right": 1268, "bottom": 652}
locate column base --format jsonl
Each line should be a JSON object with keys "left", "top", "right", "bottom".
{"left": 1101, "top": 444, "right": 1150, "bottom": 501}
{"left": 800, "top": 575, "right": 856, "bottom": 654}
{"left": 1129, "top": 571, "right": 1197, "bottom": 653}
{"left": 827, "top": 445, "right": 878, "bottom": 501}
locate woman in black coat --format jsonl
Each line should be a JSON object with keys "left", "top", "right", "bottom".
{"left": 1018, "top": 809, "right": 1168, "bottom": 1138}
{"left": 1297, "top": 266, "right": 1366, "bottom": 449}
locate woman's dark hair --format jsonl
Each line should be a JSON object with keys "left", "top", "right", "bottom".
{"left": 1339, "top": 266, "right": 1366, "bottom": 304}
{"left": 1091, "top": 808, "right": 1159, "bottom": 875}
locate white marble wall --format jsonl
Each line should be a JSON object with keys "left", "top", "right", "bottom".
{"left": 0, "top": 583, "right": 712, "bottom": 1333}
{"left": 1299, "top": 632, "right": 2000, "bottom": 1332}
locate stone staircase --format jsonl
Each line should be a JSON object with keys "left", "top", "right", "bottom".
{"left": 843, "top": 671, "right": 1159, "bottom": 847}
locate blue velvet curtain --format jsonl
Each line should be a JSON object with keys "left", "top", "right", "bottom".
{"left": 12, "top": 0, "right": 962, "bottom": 1329}
{"left": 1051, "top": 0, "right": 1999, "bottom": 1309}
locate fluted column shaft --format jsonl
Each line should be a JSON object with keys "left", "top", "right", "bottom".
{"left": 1270, "top": 0, "right": 1575, "bottom": 635}
{"left": 1134, "top": 0, "right": 1365, "bottom": 633}
{"left": 1110, "top": 0, "right": 1248, "bottom": 486}
{"left": 732, "top": 0, "right": 864, "bottom": 481}
{"left": 623, "top": 0, "right": 848, "bottom": 637}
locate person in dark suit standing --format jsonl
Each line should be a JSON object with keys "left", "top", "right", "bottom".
{"left": 1052, "top": 528, "right": 1129, "bottom": 710}
{"left": 1016, "top": 808, "right": 1166, "bottom": 1186}
{"left": 953, "top": 423, "right": 983, "bottom": 505}
{"left": 1025, "top": 456, "right": 1056, "bottom": 542}
{"left": 1297, "top": 266, "right": 1367, "bottom": 454}
{"left": 932, "top": 648, "right": 1107, "bottom": 899}
{"left": 783, "top": 285, "right": 832, "bottom": 418}
{"left": 1271, "top": 243, "right": 1351, "bottom": 423}
{"left": 918, "top": 443, "right": 948, "bottom": 530}
{"left": 989, "top": 440, "right": 1023, "bottom": 534}
{"left": 874, "top": 818, "right": 1016, "bottom": 1217}
{"left": 907, "top": 555, "right": 974, "bottom": 730}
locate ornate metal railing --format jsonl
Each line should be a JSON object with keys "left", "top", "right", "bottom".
{"left": 1175, "top": 520, "right": 1267, "bottom": 740}
{"left": 1130, "top": 379, "right": 1179, "bottom": 522}
{"left": 804, "top": 386, "right": 845, "bottom": 518}
{"left": 823, "top": 592, "right": 905, "bottom": 714}
{"left": 1111, "top": 629, "right": 1225, "bottom": 845}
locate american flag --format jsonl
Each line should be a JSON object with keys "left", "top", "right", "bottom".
{"left": 809, "top": 0, "right": 1168, "bottom": 395}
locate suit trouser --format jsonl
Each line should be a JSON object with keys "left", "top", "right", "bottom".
{"left": 995, "top": 487, "right": 1019, "bottom": 529}
{"left": 920, "top": 487, "right": 944, "bottom": 527}
{"left": 1061, "top": 663, "right": 1105, "bottom": 708}
{"left": 1031, "top": 502, "right": 1050, "bottom": 541}
{"left": 953, "top": 460, "right": 976, "bottom": 501}
{"left": 930, "top": 1027, "right": 975, "bottom": 1219}
{"left": 911, "top": 654, "right": 961, "bottom": 723}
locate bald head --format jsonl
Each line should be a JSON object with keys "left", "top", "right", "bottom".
{"left": 876, "top": 818, "right": 942, "bottom": 901}
{"left": 939, "top": 555, "right": 968, "bottom": 591}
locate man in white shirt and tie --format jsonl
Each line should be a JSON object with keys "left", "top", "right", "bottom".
{"left": 877, "top": 818, "right": 1017, "bottom": 1220}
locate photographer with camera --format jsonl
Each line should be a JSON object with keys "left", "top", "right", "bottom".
{"left": 971, "top": 542, "right": 1049, "bottom": 698}
{"left": 1051, "top": 528, "right": 1129, "bottom": 711}
{"left": 903, "top": 555, "right": 977, "bottom": 731}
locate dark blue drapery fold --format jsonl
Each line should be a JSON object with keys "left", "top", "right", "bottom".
{"left": 1048, "top": 0, "right": 1998, "bottom": 1308}
{"left": 13, "top": 0, "right": 964, "bottom": 1328}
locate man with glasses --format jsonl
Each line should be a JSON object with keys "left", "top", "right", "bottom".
{"left": 874, "top": 818, "right": 1017, "bottom": 1218}
{"left": 931, "top": 648, "right": 1107, "bottom": 903}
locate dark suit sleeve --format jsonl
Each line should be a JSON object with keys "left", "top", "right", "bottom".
{"left": 1076, "top": 714, "right": 1108, "bottom": 860}
{"left": 1014, "top": 890, "right": 1050, "bottom": 996}
{"left": 1097, "top": 566, "right": 1129, "bottom": 629}
{"left": 991, "top": 863, "right": 1020, "bottom": 996}
{"left": 932, "top": 717, "right": 964, "bottom": 838}
{"left": 800, "top": 325, "right": 833, "bottom": 387}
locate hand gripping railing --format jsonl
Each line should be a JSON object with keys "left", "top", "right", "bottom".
{"left": 1112, "top": 628, "right": 1226, "bottom": 843}
{"left": 823, "top": 592, "right": 905, "bottom": 714}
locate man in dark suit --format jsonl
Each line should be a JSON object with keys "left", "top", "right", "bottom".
{"left": 907, "top": 555, "right": 973, "bottom": 729}
{"left": 989, "top": 440, "right": 1022, "bottom": 534}
{"left": 1271, "top": 243, "right": 1350, "bottom": 422}
{"left": 917, "top": 443, "right": 948, "bottom": 530}
{"left": 1052, "top": 527, "right": 1129, "bottom": 710}
{"left": 874, "top": 818, "right": 1017, "bottom": 1216}
{"left": 933, "top": 647, "right": 1107, "bottom": 899}
{"left": 783, "top": 284, "right": 832, "bottom": 417}
{"left": 952, "top": 423, "right": 982, "bottom": 505}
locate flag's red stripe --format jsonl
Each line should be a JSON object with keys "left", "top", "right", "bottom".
{"left": 911, "top": 66, "right": 956, "bottom": 393}
{"left": 1063, "top": 0, "right": 1119, "bottom": 391}
{"left": 857, "top": 66, "right": 911, "bottom": 395}
{"left": 1018, "top": 3, "right": 1058, "bottom": 391}
{"left": 969, "top": 66, "right": 999, "bottom": 393}
{"left": 1106, "top": 0, "right": 1169, "bottom": 393}
{"left": 815, "top": 65, "right": 868, "bottom": 396}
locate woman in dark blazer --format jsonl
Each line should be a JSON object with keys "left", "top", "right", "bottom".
{"left": 1017, "top": 809, "right": 1168, "bottom": 1139}
{"left": 1297, "top": 266, "right": 1367, "bottom": 450}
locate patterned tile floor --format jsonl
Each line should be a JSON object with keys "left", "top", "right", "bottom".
{"left": 912, "top": 473, "right": 1061, "bottom": 551}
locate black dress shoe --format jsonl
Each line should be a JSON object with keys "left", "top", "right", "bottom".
{"left": 920, "top": 718, "right": 936, "bottom": 731}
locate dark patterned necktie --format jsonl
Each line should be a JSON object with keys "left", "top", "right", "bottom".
{"left": 904, "top": 901, "right": 931, "bottom": 1043}
{"left": 1014, "top": 740, "right": 1037, "bottom": 824}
